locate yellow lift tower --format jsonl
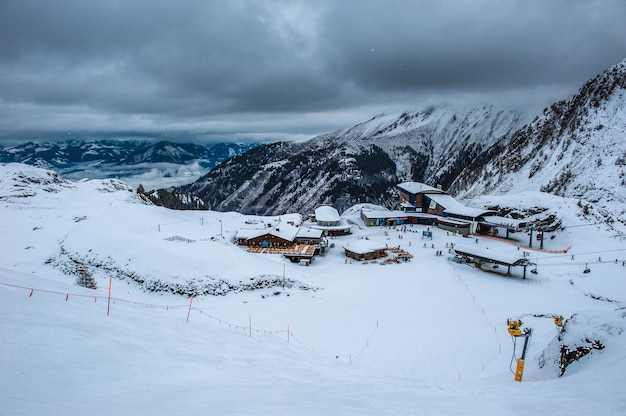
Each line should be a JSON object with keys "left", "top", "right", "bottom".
{"left": 507, "top": 319, "right": 533, "bottom": 382}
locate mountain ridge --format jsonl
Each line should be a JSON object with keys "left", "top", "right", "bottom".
{"left": 0, "top": 139, "right": 259, "bottom": 167}
{"left": 162, "top": 58, "right": 625, "bottom": 225}
{"left": 450, "top": 58, "right": 626, "bottom": 233}
{"left": 171, "top": 105, "right": 527, "bottom": 214}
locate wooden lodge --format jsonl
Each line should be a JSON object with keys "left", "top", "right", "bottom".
{"left": 235, "top": 222, "right": 325, "bottom": 263}
{"left": 343, "top": 240, "right": 388, "bottom": 261}
{"left": 235, "top": 223, "right": 298, "bottom": 248}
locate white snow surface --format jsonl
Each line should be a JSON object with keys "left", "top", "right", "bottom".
{"left": 1, "top": 163, "right": 626, "bottom": 415}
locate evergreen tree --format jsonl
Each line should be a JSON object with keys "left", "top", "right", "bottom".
{"left": 76, "top": 267, "right": 97, "bottom": 290}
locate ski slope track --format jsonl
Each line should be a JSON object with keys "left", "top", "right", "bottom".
{"left": 1, "top": 163, "right": 625, "bottom": 415}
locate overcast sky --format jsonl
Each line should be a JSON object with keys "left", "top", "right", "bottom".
{"left": 1, "top": 0, "right": 624, "bottom": 144}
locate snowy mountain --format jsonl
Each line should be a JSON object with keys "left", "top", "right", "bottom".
{"left": 450, "top": 59, "right": 626, "bottom": 234}
{"left": 149, "top": 59, "right": 626, "bottom": 225}
{"left": 0, "top": 139, "right": 259, "bottom": 166}
{"left": 171, "top": 106, "right": 526, "bottom": 215}
{"left": 120, "top": 141, "right": 219, "bottom": 164}
{"left": 0, "top": 139, "right": 259, "bottom": 190}
{"left": 1, "top": 162, "right": 625, "bottom": 415}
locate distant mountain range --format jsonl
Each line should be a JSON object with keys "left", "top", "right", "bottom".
{"left": 0, "top": 140, "right": 259, "bottom": 189}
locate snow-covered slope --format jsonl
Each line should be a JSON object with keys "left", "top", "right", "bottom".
{"left": 451, "top": 59, "right": 626, "bottom": 235}
{"left": 325, "top": 105, "right": 525, "bottom": 185}
{"left": 1, "top": 163, "right": 625, "bottom": 415}
{"left": 174, "top": 105, "right": 526, "bottom": 215}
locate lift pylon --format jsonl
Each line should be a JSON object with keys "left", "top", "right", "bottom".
{"left": 507, "top": 318, "right": 533, "bottom": 382}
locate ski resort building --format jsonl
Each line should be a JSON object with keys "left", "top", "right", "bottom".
{"left": 359, "top": 182, "right": 526, "bottom": 237}
{"left": 395, "top": 181, "right": 502, "bottom": 234}
{"left": 308, "top": 205, "right": 352, "bottom": 236}
{"left": 453, "top": 244, "right": 534, "bottom": 279}
{"left": 397, "top": 182, "right": 447, "bottom": 211}
{"left": 293, "top": 227, "right": 324, "bottom": 246}
{"left": 360, "top": 206, "right": 437, "bottom": 227}
{"left": 235, "top": 222, "right": 325, "bottom": 263}
{"left": 314, "top": 205, "right": 341, "bottom": 226}
{"left": 343, "top": 239, "right": 388, "bottom": 261}
{"left": 235, "top": 222, "right": 299, "bottom": 247}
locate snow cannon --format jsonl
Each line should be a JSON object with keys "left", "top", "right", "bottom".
{"left": 552, "top": 314, "right": 564, "bottom": 334}
{"left": 507, "top": 318, "right": 533, "bottom": 382}
{"left": 507, "top": 319, "right": 523, "bottom": 336}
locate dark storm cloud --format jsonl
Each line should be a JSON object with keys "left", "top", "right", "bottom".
{"left": 321, "top": 1, "right": 625, "bottom": 91}
{"left": 0, "top": 0, "right": 624, "bottom": 142}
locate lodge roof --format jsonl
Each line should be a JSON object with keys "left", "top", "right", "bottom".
{"left": 235, "top": 222, "right": 299, "bottom": 242}
{"left": 361, "top": 207, "right": 438, "bottom": 220}
{"left": 295, "top": 227, "right": 324, "bottom": 239}
{"left": 343, "top": 239, "right": 388, "bottom": 255}
{"left": 315, "top": 205, "right": 341, "bottom": 222}
{"left": 425, "top": 193, "right": 498, "bottom": 219}
{"left": 397, "top": 181, "right": 447, "bottom": 195}
{"left": 453, "top": 244, "right": 531, "bottom": 267}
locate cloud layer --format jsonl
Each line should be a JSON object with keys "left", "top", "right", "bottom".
{"left": 1, "top": 0, "right": 625, "bottom": 142}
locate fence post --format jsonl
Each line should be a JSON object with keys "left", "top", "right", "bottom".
{"left": 186, "top": 296, "right": 194, "bottom": 323}
{"left": 107, "top": 277, "right": 112, "bottom": 316}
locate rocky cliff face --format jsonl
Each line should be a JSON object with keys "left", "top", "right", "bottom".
{"left": 450, "top": 59, "right": 626, "bottom": 231}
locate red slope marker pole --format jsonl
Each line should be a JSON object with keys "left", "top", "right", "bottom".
{"left": 186, "top": 296, "right": 194, "bottom": 323}
{"left": 107, "top": 278, "right": 112, "bottom": 316}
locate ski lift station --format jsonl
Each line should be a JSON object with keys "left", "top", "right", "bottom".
{"left": 452, "top": 243, "right": 535, "bottom": 279}
{"left": 361, "top": 182, "right": 530, "bottom": 238}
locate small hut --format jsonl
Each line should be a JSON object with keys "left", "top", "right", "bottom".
{"left": 343, "top": 240, "right": 388, "bottom": 261}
